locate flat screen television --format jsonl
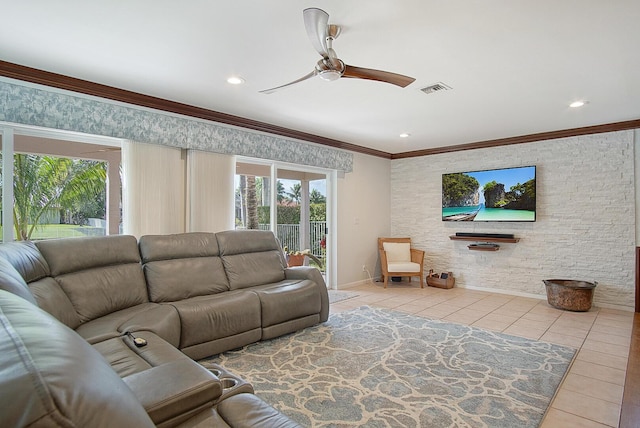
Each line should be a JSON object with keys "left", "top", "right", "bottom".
{"left": 442, "top": 166, "right": 536, "bottom": 222}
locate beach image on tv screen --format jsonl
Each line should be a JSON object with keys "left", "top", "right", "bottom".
{"left": 442, "top": 166, "right": 536, "bottom": 222}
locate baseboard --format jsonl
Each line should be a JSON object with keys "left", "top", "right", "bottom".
{"left": 460, "top": 284, "right": 546, "bottom": 300}
{"left": 338, "top": 277, "right": 380, "bottom": 290}
{"left": 461, "top": 284, "right": 634, "bottom": 312}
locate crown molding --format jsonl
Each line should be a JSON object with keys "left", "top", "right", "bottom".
{"left": 0, "top": 60, "right": 391, "bottom": 159}
{"left": 2, "top": 60, "right": 637, "bottom": 161}
{"left": 391, "top": 119, "right": 640, "bottom": 159}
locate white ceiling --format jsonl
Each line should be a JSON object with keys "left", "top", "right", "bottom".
{"left": 2, "top": 1, "right": 639, "bottom": 154}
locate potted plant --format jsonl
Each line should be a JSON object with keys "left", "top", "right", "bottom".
{"left": 283, "top": 247, "right": 323, "bottom": 268}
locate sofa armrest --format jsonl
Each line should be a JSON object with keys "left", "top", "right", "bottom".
{"left": 285, "top": 266, "right": 329, "bottom": 322}
{"left": 216, "top": 393, "right": 302, "bottom": 428}
{"left": 123, "top": 360, "right": 222, "bottom": 427}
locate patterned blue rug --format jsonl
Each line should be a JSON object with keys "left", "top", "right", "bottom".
{"left": 202, "top": 306, "right": 575, "bottom": 427}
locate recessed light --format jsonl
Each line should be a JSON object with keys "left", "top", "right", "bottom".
{"left": 399, "top": 133, "right": 411, "bottom": 138}
{"left": 227, "top": 76, "right": 245, "bottom": 85}
{"left": 569, "top": 100, "right": 588, "bottom": 108}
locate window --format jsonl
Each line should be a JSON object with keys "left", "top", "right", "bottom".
{"left": 1, "top": 126, "right": 122, "bottom": 241}
{"left": 235, "top": 158, "right": 333, "bottom": 281}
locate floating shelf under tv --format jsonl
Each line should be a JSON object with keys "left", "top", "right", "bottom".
{"left": 449, "top": 235, "right": 519, "bottom": 251}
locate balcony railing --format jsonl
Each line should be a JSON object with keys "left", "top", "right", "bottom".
{"left": 258, "top": 222, "right": 326, "bottom": 270}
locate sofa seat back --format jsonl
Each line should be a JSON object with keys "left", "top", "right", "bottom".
{"left": 216, "top": 230, "right": 287, "bottom": 290}
{"left": 0, "top": 241, "right": 82, "bottom": 329}
{"left": 139, "top": 233, "right": 230, "bottom": 302}
{"left": 0, "top": 290, "right": 155, "bottom": 427}
{"left": 36, "top": 235, "right": 149, "bottom": 323}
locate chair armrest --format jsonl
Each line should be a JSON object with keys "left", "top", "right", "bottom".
{"left": 379, "top": 249, "right": 389, "bottom": 275}
{"left": 410, "top": 249, "right": 425, "bottom": 266}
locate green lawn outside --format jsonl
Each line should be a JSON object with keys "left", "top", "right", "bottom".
{"left": 0, "top": 224, "right": 106, "bottom": 241}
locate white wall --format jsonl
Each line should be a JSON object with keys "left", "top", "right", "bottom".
{"left": 391, "top": 130, "right": 636, "bottom": 310}
{"left": 337, "top": 152, "right": 391, "bottom": 287}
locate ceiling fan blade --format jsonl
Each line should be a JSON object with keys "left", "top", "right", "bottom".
{"left": 259, "top": 71, "right": 317, "bottom": 94}
{"left": 343, "top": 64, "right": 416, "bottom": 88}
{"left": 303, "top": 8, "right": 329, "bottom": 57}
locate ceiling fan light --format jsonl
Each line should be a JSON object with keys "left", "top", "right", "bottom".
{"left": 318, "top": 70, "right": 341, "bottom": 81}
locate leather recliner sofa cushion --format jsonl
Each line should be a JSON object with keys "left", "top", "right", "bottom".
{"left": 0, "top": 250, "right": 82, "bottom": 329}
{"left": 75, "top": 302, "right": 181, "bottom": 347}
{"left": 92, "top": 331, "right": 191, "bottom": 377}
{"left": 139, "top": 233, "right": 230, "bottom": 302}
{"left": 217, "top": 230, "right": 288, "bottom": 290}
{"left": 171, "top": 290, "right": 262, "bottom": 359}
{"left": 252, "top": 280, "right": 322, "bottom": 327}
{"left": 0, "top": 256, "right": 38, "bottom": 305}
{"left": 0, "top": 290, "right": 155, "bottom": 427}
{"left": 36, "top": 235, "right": 149, "bottom": 322}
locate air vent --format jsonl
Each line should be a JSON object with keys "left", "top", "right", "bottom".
{"left": 420, "top": 82, "right": 452, "bottom": 94}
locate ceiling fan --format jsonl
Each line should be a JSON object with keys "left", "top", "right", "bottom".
{"left": 260, "top": 8, "right": 415, "bottom": 94}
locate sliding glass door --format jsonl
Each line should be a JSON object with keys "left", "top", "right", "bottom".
{"left": 235, "top": 158, "right": 334, "bottom": 288}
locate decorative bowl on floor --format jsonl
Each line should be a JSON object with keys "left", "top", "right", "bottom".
{"left": 543, "top": 279, "right": 597, "bottom": 311}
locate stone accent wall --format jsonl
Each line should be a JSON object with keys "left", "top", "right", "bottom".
{"left": 391, "top": 130, "right": 636, "bottom": 310}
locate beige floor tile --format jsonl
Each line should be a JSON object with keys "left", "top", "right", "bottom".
{"left": 481, "top": 312, "right": 519, "bottom": 324}
{"left": 443, "top": 310, "right": 485, "bottom": 325}
{"left": 587, "top": 330, "right": 631, "bottom": 347}
{"left": 393, "top": 304, "right": 425, "bottom": 315}
{"left": 511, "top": 317, "right": 555, "bottom": 331}
{"left": 562, "top": 372, "right": 624, "bottom": 404}
{"left": 521, "top": 311, "right": 561, "bottom": 324}
{"left": 546, "top": 324, "right": 589, "bottom": 339}
{"left": 577, "top": 348, "right": 628, "bottom": 370}
{"left": 490, "top": 307, "right": 529, "bottom": 318}
{"left": 502, "top": 324, "right": 546, "bottom": 340}
{"left": 440, "top": 297, "right": 482, "bottom": 308}
{"left": 352, "top": 294, "right": 387, "bottom": 304}
{"left": 569, "top": 360, "right": 626, "bottom": 386}
{"left": 582, "top": 338, "right": 630, "bottom": 358}
{"left": 369, "top": 300, "right": 402, "bottom": 309}
{"left": 551, "top": 389, "right": 621, "bottom": 427}
{"left": 590, "top": 322, "right": 632, "bottom": 337}
{"left": 593, "top": 316, "right": 634, "bottom": 330}
{"left": 465, "top": 301, "right": 505, "bottom": 312}
{"left": 414, "top": 307, "right": 449, "bottom": 319}
{"left": 541, "top": 408, "right": 611, "bottom": 428}
{"left": 471, "top": 318, "right": 511, "bottom": 332}
{"left": 425, "top": 303, "right": 461, "bottom": 315}
{"left": 540, "top": 331, "right": 585, "bottom": 348}
{"left": 553, "top": 315, "right": 595, "bottom": 331}
{"left": 598, "top": 308, "right": 634, "bottom": 319}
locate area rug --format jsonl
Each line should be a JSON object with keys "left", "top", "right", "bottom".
{"left": 201, "top": 306, "right": 575, "bottom": 427}
{"left": 328, "top": 289, "right": 359, "bottom": 304}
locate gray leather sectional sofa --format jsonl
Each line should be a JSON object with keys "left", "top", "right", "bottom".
{"left": 0, "top": 230, "right": 329, "bottom": 427}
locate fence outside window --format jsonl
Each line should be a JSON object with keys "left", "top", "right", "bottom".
{"left": 258, "top": 221, "right": 326, "bottom": 269}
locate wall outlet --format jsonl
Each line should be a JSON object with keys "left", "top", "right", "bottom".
{"left": 362, "top": 264, "right": 367, "bottom": 272}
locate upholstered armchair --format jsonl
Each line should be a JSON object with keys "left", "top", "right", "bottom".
{"left": 378, "top": 237, "right": 425, "bottom": 288}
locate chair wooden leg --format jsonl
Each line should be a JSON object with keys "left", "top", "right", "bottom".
{"left": 420, "top": 275, "right": 424, "bottom": 288}
{"left": 383, "top": 275, "right": 388, "bottom": 288}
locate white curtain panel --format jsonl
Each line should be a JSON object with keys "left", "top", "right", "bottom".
{"left": 186, "top": 150, "right": 235, "bottom": 233}
{"left": 122, "top": 141, "right": 186, "bottom": 237}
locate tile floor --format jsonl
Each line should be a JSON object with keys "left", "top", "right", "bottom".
{"left": 330, "top": 281, "right": 634, "bottom": 428}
